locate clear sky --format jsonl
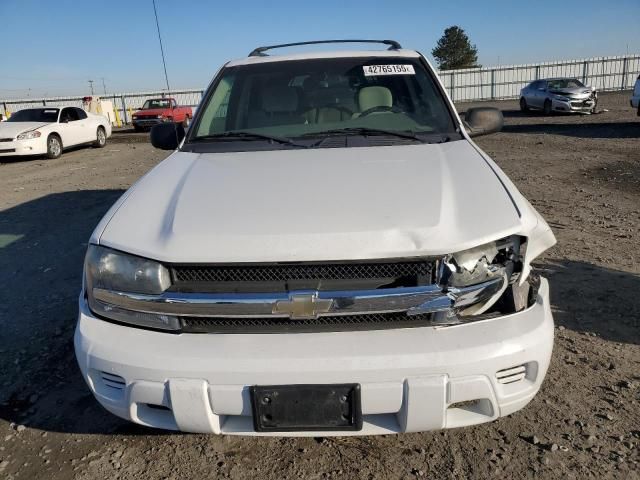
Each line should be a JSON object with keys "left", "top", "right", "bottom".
{"left": 1, "top": 0, "right": 639, "bottom": 99}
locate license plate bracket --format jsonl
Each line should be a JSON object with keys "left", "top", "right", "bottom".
{"left": 251, "top": 384, "right": 362, "bottom": 432}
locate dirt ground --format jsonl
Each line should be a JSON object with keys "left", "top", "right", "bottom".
{"left": 0, "top": 91, "right": 638, "bottom": 480}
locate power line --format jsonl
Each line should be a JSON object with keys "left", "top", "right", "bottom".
{"left": 88, "top": 79, "right": 94, "bottom": 95}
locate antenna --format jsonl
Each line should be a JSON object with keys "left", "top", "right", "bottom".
{"left": 88, "top": 80, "right": 94, "bottom": 95}
{"left": 151, "top": 0, "right": 179, "bottom": 146}
{"left": 152, "top": 0, "right": 172, "bottom": 94}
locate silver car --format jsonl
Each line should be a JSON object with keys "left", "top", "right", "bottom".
{"left": 520, "top": 78, "right": 597, "bottom": 114}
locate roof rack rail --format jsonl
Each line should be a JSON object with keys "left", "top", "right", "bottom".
{"left": 249, "top": 39, "right": 402, "bottom": 57}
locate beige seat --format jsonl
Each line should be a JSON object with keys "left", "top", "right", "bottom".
{"left": 353, "top": 86, "right": 393, "bottom": 118}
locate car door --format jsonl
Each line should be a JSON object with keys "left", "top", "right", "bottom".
{"left": 58, "top": 107, "right": 84, "bottom": 146}
{"left": 523, "top": 82, "right": 536, "bottom": 105}
{"left": 533, "top": 81, "right": 548, "bottom": 108}
{"left": 74, "top": 107, "right": 95, "bottom": 143}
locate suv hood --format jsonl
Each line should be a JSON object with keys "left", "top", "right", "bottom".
{"left": 97, "top": 141, "right": 525, "bottom": 263}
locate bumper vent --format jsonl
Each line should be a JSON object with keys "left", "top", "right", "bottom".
{"left": 100, "top": 372, "right": 126, "bottom": 390}
{"left": 496, "top": 365, "right": 527, "bottom": 385}
{"left": 181, "top": 312, "right": 434, "bottom": 334}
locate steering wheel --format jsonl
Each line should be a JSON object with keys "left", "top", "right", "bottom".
{"left": 358, "top": 105, "right": 404, "bottom": 117}
{"left": 313, "top": 104, "right": 354, "bottom": 120}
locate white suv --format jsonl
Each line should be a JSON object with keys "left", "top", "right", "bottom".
{"left": 632, "top": 74, "right": 640, "bottom": 115}
{"left": 75, "top": 40, "right": 556, "bottom": 436}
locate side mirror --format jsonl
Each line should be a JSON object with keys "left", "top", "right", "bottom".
{"left": 464, "top": 107, "right": 503, "bottom": 138}
{"left": 60, "top": 118, "right": 69, "bottom": 123}
{"left": 150, "top": 122, "right": 185, "bottom": 150}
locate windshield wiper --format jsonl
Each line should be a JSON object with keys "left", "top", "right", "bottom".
{"left": 303, "top": 127, "right": 422, "bottom": 142}
{"left": 303, "top": 127, "right": 453, "bottom": 145}
{"left": 190, "top": 131, "right": 308, "bottom": 148}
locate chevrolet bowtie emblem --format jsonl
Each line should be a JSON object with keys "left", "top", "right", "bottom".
{"left": 273, "top": 293, "right": 333, "bottom": 320}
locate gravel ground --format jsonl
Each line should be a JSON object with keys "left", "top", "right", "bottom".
{"left": 0, "top": 91, "right": 638, "bottom": 480}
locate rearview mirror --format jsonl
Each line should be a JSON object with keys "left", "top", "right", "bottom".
{"left": 464, "top": 107, "right": 503, "bottom": 138}
{"left": 150, "top": 122, "right": 185, "bottom": 150}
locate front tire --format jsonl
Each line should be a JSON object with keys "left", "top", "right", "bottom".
{"left": 46, "top": 134, "right": 62, "bottom": 159}
{"left": 519, "top": 97, "right": 529, "bottom": 112}
{"left": 543, "top": 99, "right": 552, "bottom": 115}
{"left": 95, "top": 126, "right": 107, "bottom": 148}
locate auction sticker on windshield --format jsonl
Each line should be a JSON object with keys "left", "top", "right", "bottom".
{"left": 363, "top": 65, "right": 415, "bottom": 76}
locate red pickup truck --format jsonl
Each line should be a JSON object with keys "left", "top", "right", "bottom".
{"left": 131, "top": 98, "right": 192, "bottom": 132}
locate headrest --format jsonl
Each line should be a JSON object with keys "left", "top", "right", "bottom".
{"left": 358, "top": 86, "right": 392, "bottom": 111}
{"left": 262, "top": 85, "right": 299, "bottom": 113}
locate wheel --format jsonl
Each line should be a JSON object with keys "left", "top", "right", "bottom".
{"left": 519, "top": 97, "right": 529, "bottom": 112}
{"left": 543, "top": 99, "right": 552, "bottom": 115}
{"left": 95, "top": 126, "right": 107, "bottom": 148}
{"left": 182, "top": 116, "right": 191, "bottom": 128}
{"left": 46, "top": 134, "right": 62, "bottom": 159}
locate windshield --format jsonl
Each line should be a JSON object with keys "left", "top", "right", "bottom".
{"left": 8, "top": 108, "right": 59, "bottom": 123}
{"left": 191, "top": 57, "right": 456, "bottom": 145}
{"left": 547, "top": 79, "right": 585, "bottom": 90}
{"left": 142, "top": 99, "right": 172, "bottom": 109}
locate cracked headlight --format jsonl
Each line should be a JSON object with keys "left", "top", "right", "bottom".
{"left": 84, "top": 245, "right": 179, "bottom": 330}
{"left": 441, "top": 237, "right": 521, "bottom": 317}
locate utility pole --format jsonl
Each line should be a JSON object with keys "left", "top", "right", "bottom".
{"left": 88, "top": 79, "right": 94, "bottom": 95}
{"left": 101, "top": 77, "right": 107, "bottom": 95}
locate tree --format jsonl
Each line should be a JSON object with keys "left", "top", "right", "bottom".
{"left": 432, "top": 26, "right": 480, "bottom": 70}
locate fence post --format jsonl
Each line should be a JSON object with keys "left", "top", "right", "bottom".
{"left": 621, "top": 57, "right": 628, "bottom": 90}
{"left": 42, "top": 99, "right": 46, "bottom": 106}
{"left": 490, "top": 69, "right": 495, "bottom": 100}
{"left": 120, "top": 95, "right": 128, "bottom": 125}
{"left": 535, "top": 65, "right": 540, "bottom": 80}
{"left": 450, "top": 72, "right": 455, "bottom": 102}
{"left": 582, "top": 60, "right": 588, "bottom": 85}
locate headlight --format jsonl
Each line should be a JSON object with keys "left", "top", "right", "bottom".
{"left": 440, "top": 237, "right": 522, "bottom": 317}
{"left": 84, "top": 245, "right": 178, "bottom": 330}
{"left": 157, "top": 115, "right": 164, "bottom": 119}
{"left": 17, "top": 130, "right": 41, "bottom": 140}
{"left": 132, "top": 115, "right": 138, "bottom": 120}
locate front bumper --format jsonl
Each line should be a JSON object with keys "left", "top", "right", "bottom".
{"left": 132, "top": 118, "right": 163, "bottom": 128}
{"left": 0, "top": 137, "right": 47, "bottom": 157}
{"left": 74, "top": 278, "right": 554, "bottom": 436}
{"left": 551, "top": 96, "right": 595, "bottom": 113}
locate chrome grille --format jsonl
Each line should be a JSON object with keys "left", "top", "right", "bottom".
{"left": 181, "top": 311, "right": 434, "bottom": 333}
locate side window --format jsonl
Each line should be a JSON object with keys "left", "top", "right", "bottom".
{"left": 60, "top": 107, "right": 80, "bottom": 122}
{"left": 74, "top": 108, "right": 88, "bottom": 119}
{"left": 195, "top": 75, "right": 235, "bottom": 136}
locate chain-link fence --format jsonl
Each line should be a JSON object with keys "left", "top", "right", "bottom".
{"left": 440, "top": 54, "right": 640, "bottom": 102}
{"left": 2, "top": 54, "right": 639, "bottom": 120}
{"left": 1, "top": 89, "right": 204, "bottom": 125}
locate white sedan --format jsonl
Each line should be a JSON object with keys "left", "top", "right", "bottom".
{"left": 0, "top": 106, "right": 112, "bottom": 159}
